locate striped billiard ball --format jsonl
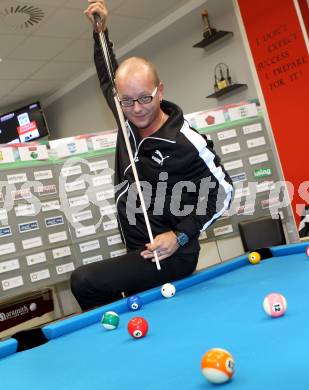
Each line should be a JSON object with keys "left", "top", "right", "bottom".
{"left": 101, "top": 311, "right": 119, "bottom": 330}
{"left": 201, "top": 348, "right": 235, "bottom": 384}
{"left": 263, "top": 293, "right": 287, "bottom": 318}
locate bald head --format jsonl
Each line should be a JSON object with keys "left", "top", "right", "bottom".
{"left": 115, "top": 57, "right": 160, "bottom": 90}
{"left": 114, "top": 57, "right": 166, "bottom": 134}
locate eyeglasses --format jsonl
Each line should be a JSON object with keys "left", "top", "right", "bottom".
{"left": 118, "top": 86, "right": 158, "bottom": 108}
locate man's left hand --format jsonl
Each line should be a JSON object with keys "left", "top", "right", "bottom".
{"left": 140, "top": 231, "right": 179, "bottom": 261}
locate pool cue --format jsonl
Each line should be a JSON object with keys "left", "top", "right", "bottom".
{"left": 94, "top": 14, "right": 161, "bottom": 271}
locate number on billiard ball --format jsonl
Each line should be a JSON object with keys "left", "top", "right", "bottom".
{"left": 201, "top": 348, "right": 235, "bottom": 384}
{"left": 127, "top": 295, "right": 142, "bottom": 311}
{"left": 128, "top": 316, "right": 148, "bottom": 339}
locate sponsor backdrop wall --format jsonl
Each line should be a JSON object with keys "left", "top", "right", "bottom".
{"left": 0, "top": 100, "right": 296, "bottom": 305}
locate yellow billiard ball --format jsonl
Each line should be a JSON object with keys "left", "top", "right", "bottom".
{"left": 248, "top": 251, "right": 261, "bottom": 264}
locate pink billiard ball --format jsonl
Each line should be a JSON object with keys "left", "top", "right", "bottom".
{"left": 263, "top": 292, "right": 287, "bottom": 318}
{"left": 128, "top": 317, "right": 148, "bottom": 339}
{"left": 306, "top": 246, "right": 309, "bottom": 257}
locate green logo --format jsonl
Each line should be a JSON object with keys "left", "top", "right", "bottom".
{"left": 253, "top": 167, "right": 272, "bottom": 178}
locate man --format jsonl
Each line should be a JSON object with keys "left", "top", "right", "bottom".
{"left": 70, "top": 0, "right": 233, "bottom": 310}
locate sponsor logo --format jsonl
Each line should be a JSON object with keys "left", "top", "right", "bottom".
{"left": 236, "top": 204, "right": 255, "bottom": 215}
{"left": 261, "top": 197, "right": 280, "bottom": 209}
{"left": 151, "top": 150, "right": 170, "bottom": 166}
{"left": 206, "top": 115, "right": 215, "bottom": 125}
{"left": 7, "top": 173, "right": 27, "bottom": 184}
{"left": 12, "top": 188, "right": 32, "bottom": 200}
{"left": 36, "top": 184, "right": 57, "bottom": 196}
{"left": 67, "top": 142, "right": 77, "bottom": 154}
{"left": 213, "top": 224, "right": 233, "bottom": 236}
{"left": 230, "top": 172, "right": 247, "bottom": 183}
{"left": 0, "top": 226, "right": 12, "bottom": 237}
{"left": 45, "top": 216, "right": 64, "bottom": 227}
{"left": 28, "top": 147, "right": 39, "bottom": 159}
{"left": 0, "top": 305, "right": 30, "bottom": 321}
{"left": 253, "top": 167, "right": 272, "bottom": 178}
{"left": 19, "top": 221, "right": 39, "bottom": 233}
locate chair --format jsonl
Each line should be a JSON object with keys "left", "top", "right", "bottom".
{"left": 238, "top": 215, "right": 286, "bottom": 252}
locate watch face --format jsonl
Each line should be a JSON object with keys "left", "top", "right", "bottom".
{"left": 177, "top": 232, "right": 189, "bottom": 246}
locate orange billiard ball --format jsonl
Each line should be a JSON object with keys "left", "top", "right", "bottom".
{"left": 248, "top": 251, "right": 261, "bottom": 264}
{"left": 201, "top": 348, "right": 235, "bottom": 384}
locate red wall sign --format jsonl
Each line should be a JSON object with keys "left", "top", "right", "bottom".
{"left": 237, "top": 0, "right": 309, "bottom": 224}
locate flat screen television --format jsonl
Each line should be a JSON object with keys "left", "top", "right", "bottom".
{"left": 0, "top": 102, "right": 49, "bottom": 144}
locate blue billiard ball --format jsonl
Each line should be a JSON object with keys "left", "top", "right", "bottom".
{"left": 127, "top": 295, "right": 142, "bottom": 311}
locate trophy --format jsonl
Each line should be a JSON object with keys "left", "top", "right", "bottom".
{"left": 201, "top": 10, "right": 217, "bottom": 39}
{"left": 193, "top": 9, "right": 233, "bottom": 48}
{"left": 214, "top": 63, "right": 232, "bottom": 91}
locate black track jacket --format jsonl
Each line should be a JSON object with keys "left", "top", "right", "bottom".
{"left": 94, "top": 31, "right": 234, "bottom": 254}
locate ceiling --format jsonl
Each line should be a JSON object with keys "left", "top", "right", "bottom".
{"left": 0, "top": 0, "right": 198, "bottom": 114}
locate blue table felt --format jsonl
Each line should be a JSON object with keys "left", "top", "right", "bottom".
{"left": 1, "top": 242, "right": 309, "bottom": 390}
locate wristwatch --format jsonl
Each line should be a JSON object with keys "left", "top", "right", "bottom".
{"left": 174, "top": 231, "right": 189, "bottom": 247}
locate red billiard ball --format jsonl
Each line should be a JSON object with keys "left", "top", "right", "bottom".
{"left": 128, "top": 316, "right": 148, "bottom": 339}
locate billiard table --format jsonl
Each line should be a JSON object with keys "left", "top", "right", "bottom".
{"left": 1, "top": 242, "right": 308, "bottom": 390}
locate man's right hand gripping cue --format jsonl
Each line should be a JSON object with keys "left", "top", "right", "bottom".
{"left": 84, "top": 0, "right": 108, "bottom": 32}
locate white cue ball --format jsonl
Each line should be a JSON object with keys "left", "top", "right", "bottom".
{"left": 161, "top": 283, "right": 176, "bottom": 298}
